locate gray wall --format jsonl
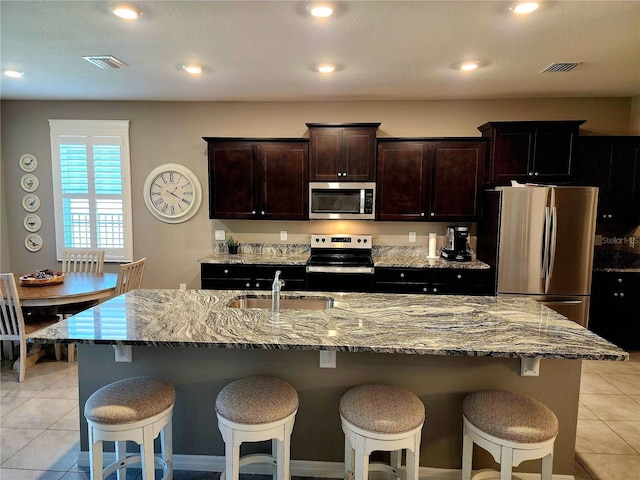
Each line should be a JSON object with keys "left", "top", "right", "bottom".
{"left": 1, "top": 97, "right": 635, "bottom": 284}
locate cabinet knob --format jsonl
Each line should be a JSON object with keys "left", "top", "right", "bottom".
{"left": 337, "top": 172, "right": 343, "bottom": 177}
{"left": 617, "top": 278, "right": 623, "bottom": 283}
{"left": 224, "top": 269, "right": 229, "bottom": 274}
{"left": 255, "top": 283, "right": 260, "bottom": 288}
{"left": 261, "top": 211, "right": 265, "bottom": 215}
{"left": 457, "top": 274, "right": 462, "bottom": 279}
{"left": 430, "top": 212, "right": 435, "bottom": 217}
{"left": 420, "top": 212, "right": 425, "bottom": 217}
{"left": 534, "top": 172, "right": 539, "bottom": 176}
{"left": 246, "top": 283, "right": 251, "bottom": 288}
{"left": 251, "top": 210, "right": 256, "bottom": 214}
{"left": 614, "top": 292, "right": 619, "bottom": 297}
{"left": 432, "top": 287, "right": 438, "bottom": 293}
{"left": 608, "top": 214, "right": 613, "bottom": 219}
{"left": 529, "top": 172, "right": 534, "bottom": 177}
{"left": 400, "top": 273, "right": 405, "bottom": 278}
{"left": 620, "top": 292, "right": 625, "bottom": 297}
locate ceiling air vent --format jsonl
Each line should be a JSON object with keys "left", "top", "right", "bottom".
{"left": 541, "top": 62, "right": 583, "bottom": 73}
{"left": 83, "top": 55, "right": 128, "bottom": 69}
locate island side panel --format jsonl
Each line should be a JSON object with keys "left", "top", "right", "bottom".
{"left": 77, "top": 344, "right": 581, "bottom": 474}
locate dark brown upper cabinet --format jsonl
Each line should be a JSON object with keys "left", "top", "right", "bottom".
{"left": 376, "top": 138, "right": 487, "bottom": 222}
{"left": 205, "top": 138, "right": 309, "bottom": 220}
{"left": 578, "top": 136, "right": 640, "bottom": 225}
{"left": 478, "top": 121, "right": 584, "bottom": 185}
{"left": 307, "top": 123, "right": 380, "bottom": 181}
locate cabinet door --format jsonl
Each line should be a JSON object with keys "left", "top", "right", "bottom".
{"left": 610, "top": 139, "right": 640, "bottom": 224}
{"left": 532, "top": 124, "right": 578, "bottom": 181}
{"left": 376, "top": 142, "right": 430, "bottom": 221}
{"left": 201, "top": 264, "right": 254, "bottom": 289}
{"left": 429, "top": 141, "right": 486, "bottom": 221}
{"left": 490, "top": 125, "right": 533, "bottom": 182}
{"left": 374, "top": 268, "right": 430, "bottom": 293}
{"left": 309, "top": 128, "right": 341, "bottom": 181}
{"left": 208, "top": 142, "right": 257, "bottom": 218}
{"left": 578, "top": 138, "right": 614, "bottom": 221}
{"left": 342, "top": 128, "right": 377, "bottom": 181}
{"left": 258, "top": 143, "right": 309, "bottom": 220}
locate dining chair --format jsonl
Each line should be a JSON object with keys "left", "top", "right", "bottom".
{"left": 115, "top": 257, "right": 147, "bottom": 295}
{"left": 1, "top": 273, "right": 61, "bottom": 382}
{"left": 61, "top": 249, "right": 105, "bottom": 274}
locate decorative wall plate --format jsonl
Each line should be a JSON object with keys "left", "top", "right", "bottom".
{"left": 22, "top": 193, "right": 41, "bottom": 212}
{"left": 24, "top": 214, "right": 42, "bottom": 232}
{"left": 20, "top": 173, "right": 39, "bottom": 192}
{"left": 143, "top": 163, "right": 202, "bottom": 223}
{"left": 19, "top": 153, "right": 38, "bottom": 172}
{"left": 24, "top": 233, "right": 43, "bottom": 252}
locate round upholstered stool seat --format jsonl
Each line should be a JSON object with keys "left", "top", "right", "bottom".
{"left": 84, "top": 377, "right": 175, "bottom": 480}
{"left": 215, "top": 376, "right": 299, "bottom": 480}
{"left": 462, "top": 390, "right": 559, "bottom": 480}
{"left": 340, "top": 384, "right": 425, "bottom": 480}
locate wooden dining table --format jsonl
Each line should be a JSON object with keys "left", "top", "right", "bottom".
{"left": 11, "top": 272, "right": 118, "bottom": 368}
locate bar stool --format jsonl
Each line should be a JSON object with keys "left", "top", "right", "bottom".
{"left": 462, "top": 390, "right": 559, "bottom": 480}
{"left": 215, "top": 376, "right": 299, "bottom": 480}
{"left": 340, "top": 384, "right": 425, "bottom": 480}
{"left": 84, "top": 376, "right": 175, "bottom": 480}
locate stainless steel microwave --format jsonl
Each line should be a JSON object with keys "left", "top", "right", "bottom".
{"left": 309, "top": 182, "right": 376, "bottom": 220}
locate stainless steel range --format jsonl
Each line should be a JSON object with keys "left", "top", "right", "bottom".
{"left": 306, "top": 234, "right": 374, "bottom": 292}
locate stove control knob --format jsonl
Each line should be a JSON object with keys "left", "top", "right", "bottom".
{"left": 363, "top": 239, "right": 368, "bottom": 243}
{"left": 315, "top": 238, "right": 320, "bottom": 243}
{"left": 357, "top": 238, "right": 362, "bottom": 243}
{"left": 321, "top": 238, "right": 326, "bottom": 242}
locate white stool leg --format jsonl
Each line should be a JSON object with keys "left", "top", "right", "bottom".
{"left": 162, "top": 419, "right": 173, "bottom": 480}
{"left": 140, "top": 424, "right": 155, "bottom": 480}
{"left": 277, "top": 435, "right": 290, "bottom": 480}
{"left": 354, "top": 435, "right": 369, "bottom": 480}
{"left": 225, "top": 431, "right": 240, "bottom": 480}
{"left": 115, "top": 440, "right": 127, "bottom": 480}
{"left": 88, "top": 427, "right": 103, "bottom": 480}
{"left": 500, "top": 446, "right": 514, "bottom": 480}
{"left": 390, "top": 449, "right": 401, "bottom": 470}
{"left": 344, "top": 435, "right": 354, "bottom": 477}
{"left": 462, "top": 427, "right": 473, "bottom": 480}
{"left": 407, "top": 433, "right": 420, "bottom": 480}
{"left": 541, "top": 453, "right": 553, "bottom": 480}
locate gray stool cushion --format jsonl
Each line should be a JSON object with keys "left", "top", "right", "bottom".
{"left": 216, "top": 376, "right": 299, "bottom": 425}
{"left": 340, "top": 384, "right": 425, "bottom": 434}
{"left": 85, "top": 377, "right": 175, "bottom": 425}
{"left": 463, "top": 390, "right": 558, "bottom": 443}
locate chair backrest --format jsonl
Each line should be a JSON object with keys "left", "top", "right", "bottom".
{"left": 115, "top": 257, "right": 146, "bottom": 295}
{"left": 0, "top": 273, "right": 25, "bottom": 342}
{"left": 61, "top": 249, "right": 105, "bottom": 274}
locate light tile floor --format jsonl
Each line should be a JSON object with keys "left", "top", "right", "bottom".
{"left": 1, "top": 352, "right": 639, "bottom": 480}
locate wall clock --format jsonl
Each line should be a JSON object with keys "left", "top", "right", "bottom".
{"left": 22, "top": 193, "right": 41, "bottom": 212}
{"left": 20, "top": 173, "right": 39, "bottom": 192}
{"left": 143, "top": 163, "right": 202, "bottom": 223}
{"left": 19, "top": 153, "right": 38, "bottom": 172}
{"left": 25, "top": 233, "right": 43, "bottom": 252}
{"left": 24, "top": 214, "right": 42, "bottom": 232}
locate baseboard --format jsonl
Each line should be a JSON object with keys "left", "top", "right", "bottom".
{"left": 77, "top": 452, "right": 575, "bottom": 480}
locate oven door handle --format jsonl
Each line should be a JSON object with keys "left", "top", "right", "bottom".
{"left": 306, "top": 266, "right": 375, "bottom": 274}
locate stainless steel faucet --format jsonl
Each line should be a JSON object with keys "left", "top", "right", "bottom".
{"left": 271, "top": 270, "right": 285, "bottom": 312}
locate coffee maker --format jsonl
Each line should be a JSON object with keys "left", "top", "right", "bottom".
{"left": 440, "top": 226, "right": 473, "bottom": 261}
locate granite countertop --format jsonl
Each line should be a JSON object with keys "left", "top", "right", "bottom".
{"left": 593, "top": 249, "right": 640, "bottom": 273}
{"left": 30, "top": 289, "right": 626, "bottom": 361}
{"left": 200, "top": 244, "right": 490, "bottom": 270}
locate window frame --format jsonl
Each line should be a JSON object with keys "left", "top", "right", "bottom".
{"left": 49, "top": 119, "right": 133, "bottom": 262}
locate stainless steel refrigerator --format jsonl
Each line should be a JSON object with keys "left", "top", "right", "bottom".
{"left": 477, "top": 186, "right": 598, "bottom": 326}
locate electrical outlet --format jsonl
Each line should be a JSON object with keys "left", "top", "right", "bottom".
{"left": 319, "top": 350, "right": 336, "bottom": 368}
{"left": 409, "top": 232, "right": 416, "bottom": 242}
{"left": 179, "top": 283, "right": 186, "bottom": 291}
{"left": 214, "top": 230, "right": 225, "bottom": 241}
{"left": 280, "top": 231, "right": 287, "bottom": 241}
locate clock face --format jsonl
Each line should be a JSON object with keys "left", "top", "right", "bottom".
{"left": 22, "top": 193, "right": 41, "bottom": 212}
{"left": 143, "top": 164, "right": 202, "bottom": 223}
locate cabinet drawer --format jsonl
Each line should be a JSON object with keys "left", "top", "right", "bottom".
{"left": 592, "top": 272, "right": 640, "bottom": 296}
{"left": 375, "top": 268, "right": 429, "bottom": 283}
{"left": 374, "top": 282, "right": 430, "bottom": 294}
{"left": 201, "top": 264, "right": 253, "bottom": 279}
{"left": 431, "top": 269, "right": 493, "bottom": 295}
{"left": 201, "top": 278, "right": 254, "bottom": 290}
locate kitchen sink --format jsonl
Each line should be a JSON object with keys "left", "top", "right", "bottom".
{"left": 227, "top": 295, "right": 334, "bottom": 311}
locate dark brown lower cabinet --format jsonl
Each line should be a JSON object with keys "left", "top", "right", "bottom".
{"left": 201, "top": 264, "right": 306, "bottom": 291}
{"left": 374, "top": 268, "right": 493, "bottom": 295}
{"left": 589, "top": 271, "right": 640, "bottom": 349}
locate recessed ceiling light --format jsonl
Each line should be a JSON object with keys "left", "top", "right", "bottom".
{"left": 308, "top": 3, "right": 334, "bottom": 18}
{"left": 459, "top": 62, "right": 479, "bottom": 72}
{"left": 4, "top": 69, "right": 24, "bottom": 78}
{"left": 112, "top": 5, "right": 142, "bottom": 20}
{"left": 316, "top": 64, "right": 336, "bottom": 74}
{"left": 509, "top": 2, "right": 539, "bottom": 14}
{"left": 183, "top": 64, "right": 203, "bottom": 75}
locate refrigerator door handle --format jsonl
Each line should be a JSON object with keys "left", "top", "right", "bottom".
{"left": 541, "top": 206, "right": 552, "bottom": 279}
{"left": 547, "top": 206, "right": 558, "bottom": 280}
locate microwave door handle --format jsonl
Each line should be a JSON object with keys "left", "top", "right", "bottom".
{"left": 360, "top": 189, "right": 365, "bottom": 214}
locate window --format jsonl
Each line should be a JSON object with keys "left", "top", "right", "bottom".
{"left": 49, "top": 120, "right": 133, "bottom": 262}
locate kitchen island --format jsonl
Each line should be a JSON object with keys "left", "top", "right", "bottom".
{"left": 31, "top": 290, "right": 627, "bottom": 477}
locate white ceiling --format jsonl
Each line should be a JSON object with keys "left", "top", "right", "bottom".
{"left": 1, "top": 0, "right": 639, "bottom": 102}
